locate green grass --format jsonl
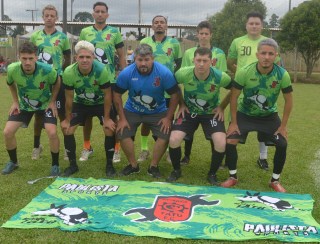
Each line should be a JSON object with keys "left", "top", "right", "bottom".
{"left": 0, "top": 75, "right": 319, "bottom": 243}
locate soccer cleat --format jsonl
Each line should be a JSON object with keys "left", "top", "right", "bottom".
{"left": 147, "top": 166, "right": 161, "bottom": 178}
{"left": 180, "top": 156, "right": 190, "bottom": 165}
{"left": 106, "top": 164, "right": 116, "bottom": 177}
{"left": 220, "top": 177, "right": 238, "bottom": 188}
{"left": 121, "top": 164, "right": 140, "bottom": 176}
{"left": 2, "top": 161, "right": 18, "bottom": 175}
{"left": 112, "top": 151, "right": 121, "bottom": 163}
{"left": 79, "top": 147, "right": 94, "bottom": 162}
{"left": 269, "top": 181, "right": 286, "bottom": 193}
{"left": 166, "top": 169, "right": 181, "bottom": 182}
{"left": 64, "top": 149, "right": 69, "bottom": 161}
{"left": 31, "top": 145, "right": 43, "bottom": 160}
{"left": 257, "top": 158, "right": 269, "bottom": 170}
{"left": 137, "top": 150, "right": 150, "bottom": 162}
{"left": 50, "top": 165, "right": 60, "bottom": 176}
{"left": 62, "top": 165, "right": 79, "bottom": 177}
{"left": 207, "top": 173, "right": 219, "bottom": 186}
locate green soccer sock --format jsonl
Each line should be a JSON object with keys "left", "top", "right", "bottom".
{"left": 141, "top": 136, "right": 149, "bottom": 151}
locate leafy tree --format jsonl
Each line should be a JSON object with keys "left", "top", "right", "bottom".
{"left": 0, "top": 15, "right": 14, "bottom": 36}
{"left": 277, "top": 0, "right": 320, "bottom": 78}
{"left": 268, "top": 13, "right": 280, "bottom": 28}
{"left": 69, "top": 11, "right": 94, "bottom": 36}
{"left": 209, "top": 0, "right": 267, "bottom": 53}
{"left": 11, "top": 25, "right": 25, "bottom": 37}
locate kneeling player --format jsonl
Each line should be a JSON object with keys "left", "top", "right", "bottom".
{"left": 167, "top": 47, "right": 232, "bottom": 184}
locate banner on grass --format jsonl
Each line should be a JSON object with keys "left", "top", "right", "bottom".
{"left": 2, "top": 177, "right": 320, "bottom": 242}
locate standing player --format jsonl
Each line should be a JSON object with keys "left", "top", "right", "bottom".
{"left": 2, "top": 42, "right": 60, "bottom": 176}
{"left": 223, "top": 38, "right": 293, "bottom": 192}
{"left": 137, "top": 15, "right": 182, "bottom": 162}
{"left": 167, "top": 47, "right": 231, "bottom": 183}
{"left": 227, "top": 11, "right": 272, "bottom": 170}
{"left": 30, "top": 4, "right": 71, "bottom": 161}
{"left": 113, "top": 44, "right": 180, "bottom": 178}
{"left": 79, "top": 1, "right": 126, "bottom": 162}
{"left": 61, "top": 40, "right": 115, "bottom": 177}
{"left": 180, "top": 20, "right": 227, "bottom": 165}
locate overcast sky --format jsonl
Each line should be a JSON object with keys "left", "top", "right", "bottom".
{"left": 4, "top": 0, "right": 306, "bottom": 24}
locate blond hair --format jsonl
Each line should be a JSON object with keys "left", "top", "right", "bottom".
{"left": 75, "top": 41, "right": 95, "bottom": 54}
{"left": 42, "top": 4, "right": 58, "bottom": 17}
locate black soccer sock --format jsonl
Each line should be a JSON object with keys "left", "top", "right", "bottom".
{"left": 64, "top": 134, "right": 76, "bottom": 164}
{"left": 34, "top": 135, "right": 41, "bottom": 148}
{"left": 225, "top": 143, "right": 238, "bottom": 178}
{"left": 51, "top": 151, "right": 59, "bottom": 166}
{"left": 7, "top": 148, "right": 17, "bottom": 164}
{"left": 273, "top": 145, "right": 287, "bottom": 174}
{"left": 105, "top": 136, "right": 115, "bottom": 166}
{"left": 209, "top": 149, "right": 225, "bottom": 175}
{"left": 184, "top": 137, "right": 193, "bottom": 158}
{"left": 169, "top": 147, "right": 181, "bottom": 171}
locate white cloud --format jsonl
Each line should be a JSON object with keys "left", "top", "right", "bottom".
{"left": 5, "top": 0, "right": 305, "bottom": 24}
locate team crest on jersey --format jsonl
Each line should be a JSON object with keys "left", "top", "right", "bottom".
{"left": 54, "top": 40, "right": 60, "bottom": 46}
{"left": 209, "top": 84, "right": 216, "bottom": 92}
{"left": 153, "top": 77, "right": 161, "bottom": 87}
{"left": 39, "top": 81, "right": 46, "bottom": 90}
{"left": 166, "top": 48, "right": 172, "bottom": 56}
{"left": 211, "top": 58, "right": 217, "bottom": 67}
{"left": 105, "top": 34, "right": 111, "bottom": 41}
{"left": 270, "top": 80, "right": 279, "bottom": 88}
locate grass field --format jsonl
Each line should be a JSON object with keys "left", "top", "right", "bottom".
{"left": 0, "top": 75, "right": 319, "bottom": 243}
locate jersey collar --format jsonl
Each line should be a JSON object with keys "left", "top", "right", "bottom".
{"left": 152, "top": 35, "right": 167, "bottom": 43}
{"left": 43, "top": 29, "right": 58, "bottom": 35}
{"left": 93, "top": 24, "right": 108, "bottom": 31}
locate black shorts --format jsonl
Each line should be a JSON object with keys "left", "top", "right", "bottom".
{"left": 70, "top": 103, "right": 116, "bottom": 127}
{"left": 8, "top": 109, "right": 57, "bottom": 127}
{"left": 172, "top": 113, "right": 225, "bottom": 140}
{"left": 228, "top": 111, "right": 281, "bottom": 145}
{"left": 117, "top": 110, "right": 169, "bottom": 141}
{"left": 56, "top": 80, "right": 65, "bottom": 116}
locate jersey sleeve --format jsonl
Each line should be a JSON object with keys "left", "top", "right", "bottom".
{"left": 48, "top": 68, "right": 58, "bottom": 85}
{"left": 173, "top": 39, "right": 183, "bottom": 59}
{"left": 6, "top": 63, "right": 15, "bottom": 85}
{"left": 99, "top": 67, "right": 112, "bottom": 87}
{"left": 215, "top": 52, "right": 227, "bottom": 72}
{"left": 174, "top": 68, "right": 186, "bottom": 85}
{"left": 228, "top": 39, "right": 238, "bottom": 59}
{"left": 163, "top": 69, "right": 177, "bottom": 90}
{"left": 181, "top": 49, "right": 193, "bottom": 67}
{"left": 79, "top": 29, "right": 86, "bottom": 41}
{"left": 62, "top": 66, "right": 74, "bottom": 88}
{"left": 280, "top": 71, "right": 293, "bottom": 93}
{"left": 220, "top": 71, "right": 232, "bottom": 89}
{"left": 233, "top": 67, "right": 245, "bottom": 89}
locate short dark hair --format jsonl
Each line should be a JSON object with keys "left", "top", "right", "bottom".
{"left": 246, "top": 11, "right": 263, "bottom": 22}
{"left": 197, "top": 20, "right": 213, "bottom": 33}
{"left": 134, "top": 44, "right": 154, "bottom": 57}
{"left": 152, "top": 15, "right": 167, "bottom": 24}
{"left": 194, "top": 47, "right": 212, "bottom": 59}
{"left": 19, "top": 42, "right": 38, "bottom": 54}
{"left": 93, "top": 2, "right": 108, "bottom": 12}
